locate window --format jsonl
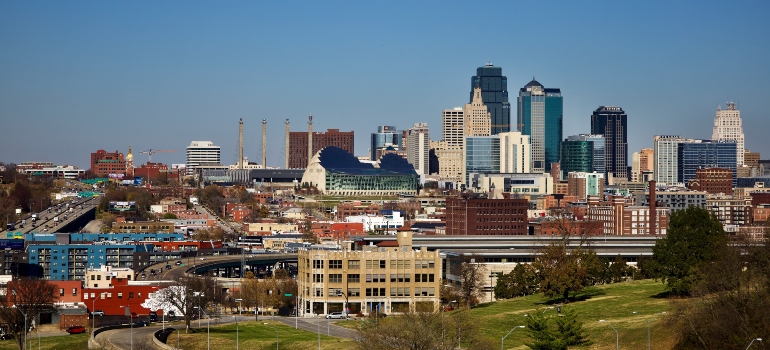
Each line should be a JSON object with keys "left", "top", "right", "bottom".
{"left": 97, "top": 275, "right": 101, "bottom": 280}
{"left": 347, "top": 274, "right": 360, "bottom": 283}
{"left": 91, "top": 275, "right": 95, "bottom": 280}
{"left": 59, "top": 288, "right": 64, "bottom": 296}
{"left": 329, "top": 260, "right": 342, "bottom": 269}
{"left": 72, "top": 288, "right": 77, "bottom": 296}
{"left": 118, "top": 293, "right": 123, "bottom": 299}
{"left": 129, "top": 292, "right": 134, "bottom": 299}
{"left": 348, "top": 260, "right": 360, "bottom": 269}
{"left": 380, "top": 260, "right": 386, "bottom": 269}
{"left": 313, "top": 260, "right": 324, "bottom": 269}
{"left": 329, "top": 274, "right": 343, "bottom": 283}
{"left": 314, "top": 288, "right": 324, "bottom": 297}
{"left": 329, "top": 288, "right": 342, "bottom": 296}
{"left": 390, "top": 274, "right": 397, "bottom": 283}
{"left": 348, "top": 288, "right": 360, "bottom": 297}
{"left": 313, "top": 274, "right": 324, "bottom": 283}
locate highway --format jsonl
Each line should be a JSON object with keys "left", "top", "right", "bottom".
{"left": 0, "top": 195, "right": 100, "bottom": 236}
{"left": 140, "top": 253, "right": 297, "bottom": 281}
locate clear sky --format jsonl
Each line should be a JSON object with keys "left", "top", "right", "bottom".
{"left": 1, "top": 1, "right": 768, "bottom": 169}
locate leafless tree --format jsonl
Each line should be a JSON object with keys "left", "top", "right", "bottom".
{"left": 449, "top": 254, "right": 485, "bottom": 307}
{"left": 0, "top": 279, "right": 59, "bottom": 350}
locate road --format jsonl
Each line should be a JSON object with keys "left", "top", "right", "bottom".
{"left": 1, "top": 195, "right": 99, "bottom": 235}
{"left": 98, "top": 315, "right": 356, "bottom": 350}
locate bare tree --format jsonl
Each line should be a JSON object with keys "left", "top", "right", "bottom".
{"left": 148, "top": 275, "right": 217, "bottom": 332}
{"left": 0, "top": 279, "right": 59, "bottom": 350}
{"left": 450, "top": 254, "right": 485, "bottom": 307}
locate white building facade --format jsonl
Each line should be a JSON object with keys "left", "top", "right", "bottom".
{"left": 499, "top": 131, "right": 532, "bottom": 173}
{"left": 712, "top": 102, "right": 745, "bottom": 166}
{"left": 406, "top": 123, "right": 430, "bottom": 175}
{"left": 186, "top": 141, "right": 222, "bottom": 175}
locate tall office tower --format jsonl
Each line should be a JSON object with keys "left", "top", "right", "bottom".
{"left": 289, "top": 129, "right": 354, "bottom": 168}
{"left": 499, "top": 131, "right": 531, "bottom": 173}
{"left": 434, "top": 108, "right": 466, "bottom": 183}
{"left": 591, "top": 106, "right": 628, "bottom": 180}
{"left": 406, "top": 123, "right": 430, "bottom": 175}
{"left": 443, "top": 107, "right": 465, "bottom": 146}
{"left": 471, "top": 63, "right": 510, "bottom": 135}
{"left": 712, "top": 102, "right": 744, "bottom": 166}
{"left": 631, "top": 148, "right": 654, "bottom": 182}
{"left": 565, "top": 134, "right": 605, "bottom": 175}
{"left": 517, "top": 79, "right": 563, "bottom": 173}
{"left": 654, "top": 135, "right": 697, "bottom": 184}
{"left": 678, "top": 140, "right": 737, "bottom": 185}
{"left": 186, "top": 141, "right": 221, "bottom": 175}
{"left": 464, "top": 136, "right": 501, "bottom": 185}
{"left": 560, "top": 138, "right": 593, "bottom": 180}
{"left": 370, "top": 126, "right": 403, "bottom": 161}
{"left": 465, "top": 87, "right": 492, "bottom": 137}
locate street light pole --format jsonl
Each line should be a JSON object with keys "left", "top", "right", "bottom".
{"left": 599, "top": 320, "right": 618, "bottom": 350}
{"left": 235, "top": 299, "right": 243, "bottom": 350}
{"left": 501, "top": 325, "right": 525, "bottom": 350}
{"left": 746, "top": 337, "right": 762, "bottom": 349}
{"left": 264, "top": 322, "right": 278, "bottom": 350}
{"left": 633, "top": 310, "right": 666, "bottom": 350}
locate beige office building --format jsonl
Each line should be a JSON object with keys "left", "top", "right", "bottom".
{"left": 297, "top": 231, "right": 441, "bottom": 316}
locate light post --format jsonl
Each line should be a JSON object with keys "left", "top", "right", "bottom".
{"left": 599, "top": 320, "right": 618, "bottom": 350}
{"left": 633, "top": 310, "right": 666, "bottom": 350}
{"left": 264, "top": 322, "right": 278, "bottom": 350}
{"left": 194, "top": 307, "right": 210, "bottom": 350}
{"left": 746, "top": 338, "right": 762, "bottom": 349}
{"left": 90, "top": 293, "right": 105, "bottom": 338}
{"left": 12, "top": 290, "right": 27, "bottom": 350}
{"left": 120, "top": 306, "right": 132, "bottom": 350}
{"left": 541, "top": 306, "right": 554, "bottom": 315}
{"left": 501, "top": 325, "right": 525, "bottom": 350}
{"left": 235, "top": 299, "right": 243, "bottom": 350}
{"left": 441, "top": 300, "right": 456, "bottom": 345}
{"left": 193, "top": 292, "right": 205, "bottom": 329}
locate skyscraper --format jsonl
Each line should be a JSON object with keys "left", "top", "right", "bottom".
{"left": 654, "top": 135, "right": 691, "bottom": 184}
{"left": 465, "top": 87, "right": 491, "bottom": 137}
{"left": 499, "top": 131, "right": 531, "bottom": 174}
{"left": 560, "top": 138, "right": 593, "bottom": 180}
{"left": 464, "top": 136, "right": 501, "bottom": 185}
{"left": 591, "top": 106, "right": 628, "bottom": 180}
{"left": 678, "top": 140, "right": 737, "bottom": 186}
{"left": 631, "top": 148, "right": 654, "bottom": 182}
{"left": 370, "top": 126, "right": 402, "bottom": 161}
{"left": 471, "top": 63, "right": 510, "bottom": 135}
{"left": 517, "top": 79, "right": 563, "bottom": 173}
{"left": 406, "top": 123, "right": 430, "bottom": 175}
{"left": 185, "top": 141, "right": 222, "bottom": 175}
{"left": 712, "top": 102, "right": 744, "bottom": 166}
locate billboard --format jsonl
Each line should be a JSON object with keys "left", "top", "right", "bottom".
{"left": 109, "top": 201, "right": 137, "bottom": 212}
{"left": 0, "top": 239, "right": 24, "bottom": 250}
{"left": 108, "top": 173, "right": 125, "bottom": 179}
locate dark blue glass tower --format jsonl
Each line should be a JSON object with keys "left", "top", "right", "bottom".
{"left": 678, "top": 140, "right": 737, "bottom": 186}
{"left": 517, "top": 79, "right": 563, "bottom": 172}
{"left": 591, "top": 106, "right": 628, "bottom": 180}
{"left": 471, "top": 63, "right": 510, "bottom": 135}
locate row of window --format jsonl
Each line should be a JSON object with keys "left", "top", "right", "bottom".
{"left": 308, "top": 259, "right": 436, "bottom": 271}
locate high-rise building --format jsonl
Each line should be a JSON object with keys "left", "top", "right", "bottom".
{"left": 653, "top": 135, "right": 690, "bottom": 185}
{"left": 567, "top": 172, "right": 605, "bottom": 199}
{"left": 465, "top": 87, "right": 491, "bottom": 137}
{"left": 442, "top": 107, "right": 465, "bottom": 147}
{"left": 499, "top": 131, "right": 531, "bottom": 174}
{"left": 289, "top": 129, "right": 354, "bottom": 169}
{"left": 560, "top": 139, "right": 593, "bottom": 180}
{"left": 433, "top": 107, "right": 466, "bottom": 183}
{"left": 406, "top": 123, "right": 430, "bottom": 175}
{"left": 517, "top": 79, "right": 563, "bottom": 173}
{"left": 591, "top": 106, "right": 628, "bottom": 180}
{"left": 471, "top": 63, "right": 510, "bottom": 135}
{"left": 185, "top": 141, "right": 222, "bottom": 175}
{"left": 370, "top": 126, "right": 402, "bottom": 161}
{"left": 712, "top": 102, "right": 744, "bottom": 166}
{"left": 463, "top": 136, "right": 500, "bottom": 185}
{"left": 678, "top": 140, "right": 737, "bottom": 186}
{"left": 631, "top": 148, "right": 654, "bottom": 182}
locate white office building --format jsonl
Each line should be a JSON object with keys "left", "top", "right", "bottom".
{"left": 186, "top": 141, "right": 222, "bottom": 175}
{"left": 499, "top": 131, "right": 531, "bottom": 174}
{"left": 406, "top": 123, "right": 430, "bottom": 175}
{"left": 653, "top": 135, "right": 692, "bottom": 185}
{"left": 712, "top": 102, "right": 745, "bottom": 166}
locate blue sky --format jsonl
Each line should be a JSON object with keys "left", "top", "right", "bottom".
{"left": 1, "top": 1, "right": 768, "bottom": 169}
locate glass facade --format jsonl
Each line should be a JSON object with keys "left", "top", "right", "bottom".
{"left": 471, "top": 64, "right": 510, "bottom": 135}
{"left": 560, "top": 140, "right": 593, "bottom": 180}
{"left": 465, "top": 136, "right": 501, "bottom": 185}
{"left": 370, "top": 126, "right": 402, "bottom": 161}
{"left": 678, "top": 140, "right": 737, "bottom": 186}
{"left": 591, "top": 107, "right": 627, "bottom": 179}
{"left": 517, "top": 80, "right": 563, "bottom": 172}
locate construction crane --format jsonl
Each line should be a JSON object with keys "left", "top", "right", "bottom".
{"left": 139, "top": 149, "right": 177, "bottom": 163}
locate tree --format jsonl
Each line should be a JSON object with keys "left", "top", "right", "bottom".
{"left": 0, "top": 279, "right": 59, "bottom": 350}
{"left": 650, "top": 206, "right": 728, "bottom": 296}
{"left": 495, "top": 263, "right": 540, "bottom": 299}
{"left": 148, "top": 275, "right": 217, "bottom": 332}
{"left": 450, "top": 255, "right": 485, "bottom": 307}
{"left": 524, "top": 308, "right": 591, "bottom": 350}
{"left": 162, "top": 213, "right": 178, "bottom": 219}
{"left": 533, "top": 244, "right": 601, "bottom": 302}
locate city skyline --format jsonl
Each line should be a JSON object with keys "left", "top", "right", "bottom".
{"left": 1, "top": 1, "right": 768, "bottom": 169}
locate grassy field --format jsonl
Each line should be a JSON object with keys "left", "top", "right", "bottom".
{"left": 169, "top": 320, "right": 355, "bottom": 350}
{"left": 0, "top": 333, "right": 89, "bottom": 350}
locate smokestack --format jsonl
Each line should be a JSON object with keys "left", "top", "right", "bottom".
{"left": 238, "top": 118, "right": 244, "bottom": 169}
{"left": 285, "top": 119, "right": 290, "bottom": 169}
{"left": 649, "top": 180, "right": 657, "bottom": 235}
{"left": 307, "top": 114, "right": 313, "bottom": 167}
{"left": 262, "top": 119, "right": 267, "bottom": 167}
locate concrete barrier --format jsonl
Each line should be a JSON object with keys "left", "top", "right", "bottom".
{"left": 153, "top": 328, "right": 175, "bottom": 350}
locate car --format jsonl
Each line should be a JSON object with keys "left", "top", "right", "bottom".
{"left": 165, "top": 264, "right": 172, "bottom": 270}
{"left": 0, "top": 333, "right": 12, "bottom": 340}
{"left": 326, "top": 312, "right": 347, "bottom": 319}
{"left": 91, "top": 310, "right": 105, "bottom": 316}
{"left": 199, "top": 257, "right": 206, "bottom": 261}
{"left": 175, "top": 261, "right": 182, "bottom": 266}
{"left": 133, "top": 321, "right": 149, "bottom": 327}
{"left": 66, "top": 326, "right": 86, "bottom": 334}
{"left": 140, "top": 273, "right": 147, "bottom": 279}
{"left": 167, "top": 310, "right": 175, "bottom": 318}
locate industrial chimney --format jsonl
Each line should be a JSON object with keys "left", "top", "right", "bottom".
{"left": 262, "top": 119, "right": 267, "bottom": 167}
{"left": 238, "top": 118, "right": 244, "bottom": 169}
{"left": 307, "top": 114, "right": 313, "bottom": 167}
{"left": 284, "top": 119, "right": 290, "bottom": 169}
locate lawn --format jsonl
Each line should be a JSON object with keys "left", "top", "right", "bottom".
{"left": 0, "top": 333, "right": 88, "bottom": 350}
{"left": 170, "top": 320, "right": 356, "bottom": 350}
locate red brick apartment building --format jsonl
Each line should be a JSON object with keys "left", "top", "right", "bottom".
{"left": 688, "top": 167, "right": 733, "bottom": 194}
{"left": 90, "top": 150, "right": 126, "bottom": 176}
{"left": 288, "top": 129, "right": 354, "bottom": 168}
{"left": 445, "top": 196, "right": 528, "bottom": 235}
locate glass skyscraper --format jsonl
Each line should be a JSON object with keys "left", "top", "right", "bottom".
{"left": 471, "top": 63, "right": 510, "bottom": 135}
{"left": 678, "top": 140, "right": 737, "bottom": 186}
{"left": 517, "top": 79, "right": 563, "bottom": 172}
{"left": 370, "top": 126, "right": 402, "bottom": 160}
{"left": 591, "top": 106, "right": 628, "bottom": 180}
{"left": 560, "top": 139, "right": 593, "bottom": 180}
{"left": 464, "top": 136, "right": 501, "bottom": 186}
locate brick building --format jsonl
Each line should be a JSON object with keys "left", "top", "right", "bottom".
{"left": 289, "top": 129, "right": 354, "bottom": 169}
{"left": 688, "top": 167, "right": 733, "bottom": 194}
{"left": 445, "top": 196, "right": 528, "bottom": 235}
{"left": 90, "top": 150, "right": 126, "bottom": 176}
{"left": 706, "top": 196, "right": 753, "bottom": 226}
